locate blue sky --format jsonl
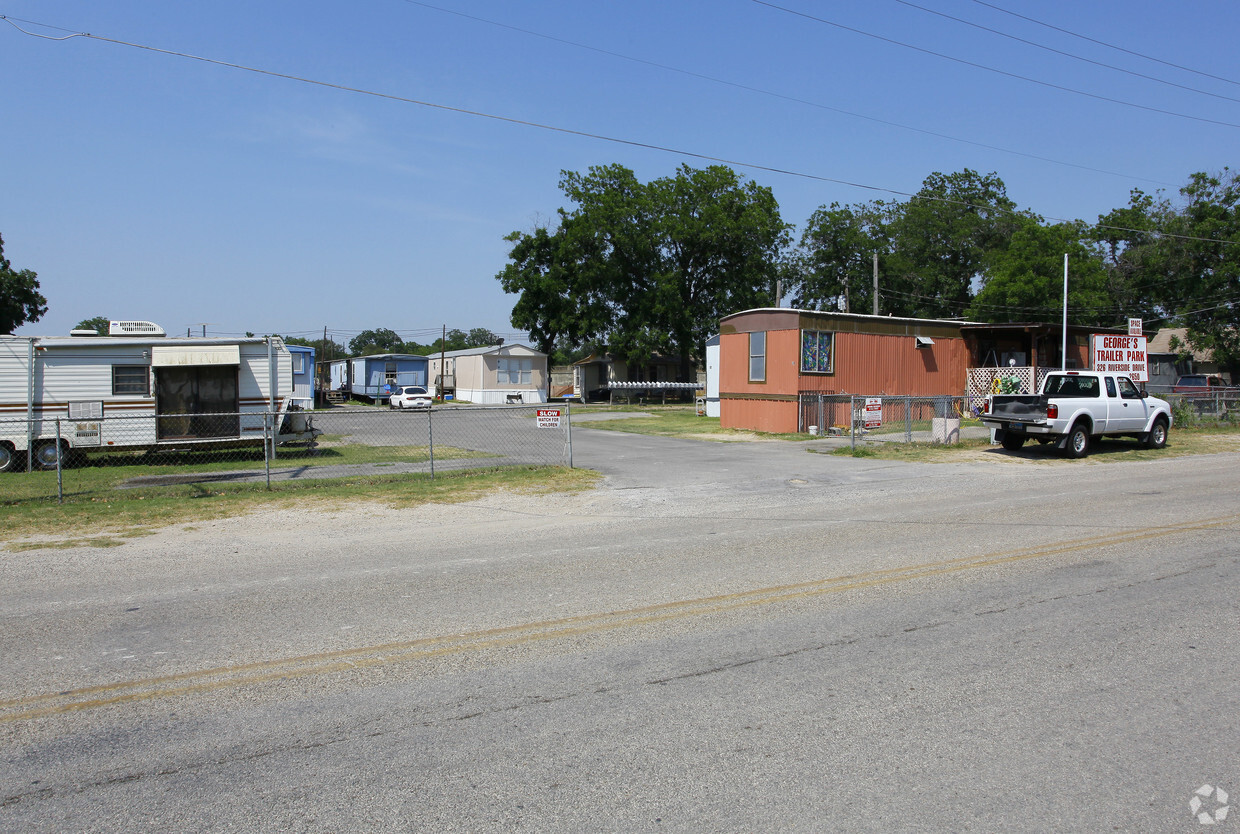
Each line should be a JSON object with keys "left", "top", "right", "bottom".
{"left": 2, "top": 1, "right": 1236, "bottom": 345}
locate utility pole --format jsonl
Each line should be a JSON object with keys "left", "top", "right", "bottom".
{"left": 1061, "top": 254, "right": 1069, "bottom": 371}
{"left": 872, "top": 253, "right": 879, "bottom": 316}
{"left": 439, "top": 325, "right": 447, "bottom": 400}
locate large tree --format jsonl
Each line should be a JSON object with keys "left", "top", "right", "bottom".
{"left": 465, "top": 328, "right": 502, "bottom": 348}
{"left": 793, "top": 201, "right": 889, "bottom": 313}
{"left": 75, "top": 316, "right": 110, "bottom": 336}
{"left": 348, "top": 328, "right": 405, "bottom": 355}
{"left": 968, "top": 217, "right": 1111, "bottom": 324}
{"left": 882, "top": 170, "right": 1019, "bottom": 318}
{"left": 0, "top": 234, "right": 47, "bottom": 334}
{"left": 284, "top": 334, "right": 346, "bottom": 360}
{"left": 499, "top": 163, "right": 790, "bottom": 378}
{"left": 1116, "top": 170, "right": 1240, "bottom": 375}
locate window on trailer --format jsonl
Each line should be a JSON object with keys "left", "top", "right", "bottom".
{"left": 800, "top": 330, "right": 834, "bottom": 374}
{"left": 749, "top": 332, "right": 766, "bottom": 382}
{"left": 112, "top": 365, "right": 150, "bottom": 396}
{"left": 498, "top": 357, "right": 532, "bottom": 385}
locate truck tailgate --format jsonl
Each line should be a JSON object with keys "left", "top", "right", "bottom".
{"left": 988, "top": 395, "right": 1046, "bottom": 421}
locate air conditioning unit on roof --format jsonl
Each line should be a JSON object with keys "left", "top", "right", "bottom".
{"left": 108, "top": 320, "right": 166, "bottom": 337}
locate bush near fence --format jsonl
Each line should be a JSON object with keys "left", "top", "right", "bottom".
{"left": 1163, "top": 391, "right": 1239, "bottom": 428}
{"left": 0, "top": 405, "right": 573, "bottom": 503}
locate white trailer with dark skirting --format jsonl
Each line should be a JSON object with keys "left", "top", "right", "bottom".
{"left": 0, "top": 321, "right": 318, "bottom": 471}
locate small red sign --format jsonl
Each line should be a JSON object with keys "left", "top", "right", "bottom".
{"left": 864, "top": 398, "right": 882, "bottom": 429}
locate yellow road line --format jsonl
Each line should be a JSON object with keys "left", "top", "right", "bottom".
{"left": 2, "top": 514, "right": 1235, "bottom": 723}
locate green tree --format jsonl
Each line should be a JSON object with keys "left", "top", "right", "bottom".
{"left": 499, "top": 163, "right": 790, "bottom": 378}
{"left": 793, "top": 201, "right": 889, "bottom": 313}
{"left": 883, "top": 170, "right": 1019, "bottom": 318}
{"left": 75, "top": 316, "right": 110, "bottom": 336}
{"left": 1091, "top": 188, "right": 1169, "bottom": 324}
{"left": 1120, "top": 170, "right": 1240, "bottom": 375}
{"left": 968, "top": 218, "right": 1111, "bottom": 324}
{"left": 422, "top": 329, "right": 469, "bottom": 354}
{"left": 465, "top": 328, "right": 501, "bottom": 348}
{"left": 348, "top": 328, "right": 404, "bottom": 355}
{"left": 0, "top": 234, "right": 47, "bottom": 334}
{"left": 284, "top": 334, "right": 346, "bottom": 360}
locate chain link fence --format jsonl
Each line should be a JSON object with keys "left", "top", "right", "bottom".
{"left": 1161, "top": 391, "right": 1239, "bottom": 427}
{"left": 799, "top": 394, "right": 982, "bottom": 445}
{"left": 0, "top": 404, "right": 574, "bottom": 503}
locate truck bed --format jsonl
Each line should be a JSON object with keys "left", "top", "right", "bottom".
{"left": 986, "top": 394, "right": 1047, "bottom": 422}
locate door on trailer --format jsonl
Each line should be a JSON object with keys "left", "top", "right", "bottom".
{"left": 155, "top": 365, "right": 241, "bottom": 439}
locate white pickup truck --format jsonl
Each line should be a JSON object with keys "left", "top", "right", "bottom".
{"left": 981, "top": 371, "right": 1173, "bottom": 458}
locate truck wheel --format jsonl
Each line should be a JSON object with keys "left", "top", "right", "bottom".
{"left": 1066, "top": 424, "right": 1090, "bottom": 459}
{"left": 1145, "top": 417, "right": 1168, "bottom": 449}
{"left": 1000, "top": 433, "right": 1026, "bottom": 451}
{"left": 33, "top": 440, "right": 65, "bottom": 470}
{"left": 0, "top": 443, "right": 18, "bottom": 473}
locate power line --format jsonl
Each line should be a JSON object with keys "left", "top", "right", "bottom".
{"left": 878, "top": 286, "right": 1240, "bottom": 320}
{"left": 966, "top": 0, "right": 1240, "bottom": 89}
{"left": 1, "top": 14, "right": 1234, "bottom": 248}
{"left": 397, "top": 0, "right": 1175, "bottom": 188}
{"left": 890, "top": 0, "right": 1240, "bottom": 105}
{"left": 749, "top": 0, "right": 1240, "bottom": 130}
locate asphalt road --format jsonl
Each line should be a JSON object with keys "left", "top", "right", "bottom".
{"left": 1, "top": 427, "right": 1237, "bottom": 832}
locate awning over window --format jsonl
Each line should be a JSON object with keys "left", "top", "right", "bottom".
{"left": 151, "top": 345, "right": 241, "bottom": 367}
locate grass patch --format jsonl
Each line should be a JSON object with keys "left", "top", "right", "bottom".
{"left": 0, "top": 465, "right": 599, "bottom": 548}
{"left": 826, "top": 439, "right": 992, "bottom": 461}
{"left": 74, "top": 442, "right": 490, "bottom": 474}
{"left": 575, "top": 405, "right": 803, "bottom": 441}
{"left": 826, "top": 427, "right": 1240, "bottom": 462}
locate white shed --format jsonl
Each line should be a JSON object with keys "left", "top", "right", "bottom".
{"left": 705, "top": 334, "right": 720, "bottom": 417}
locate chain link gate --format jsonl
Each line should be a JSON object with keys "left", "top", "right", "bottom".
{"left": 798, "top": 394, "right": 969, "bottom": 446}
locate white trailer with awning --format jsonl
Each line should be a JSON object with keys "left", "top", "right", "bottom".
{"left": 0, "top": 321, "right": 316, "bottom": 471}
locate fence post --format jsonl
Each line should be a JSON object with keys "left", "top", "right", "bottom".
{"left": 904, "top": 396, "right": 912, "bottom": 443}
{"left": 55, "top": 418, "right": 63, "bottom": 504}
{"left": 850, "top": 395, "right": 857, "bottom": 450}
{"left": 428, "top": 406, "right": 435, "bottom": 479}
{"left": 263, "top": 412, "right": 271, "bottom": 490}
{"left": 566, "top": 403, "right": 573, "bottom": 469}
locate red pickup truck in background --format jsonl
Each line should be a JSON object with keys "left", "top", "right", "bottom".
{"left": 1171, "top": 374, "right": 1234, "bottom": 394}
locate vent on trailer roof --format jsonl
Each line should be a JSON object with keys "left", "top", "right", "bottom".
{"left": 108, "top": 320, "right": 166, "bottom": 337}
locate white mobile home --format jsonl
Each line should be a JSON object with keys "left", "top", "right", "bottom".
{"left": 427, "top": 344, "right": 548, "bottom": 404}
{"left": 0, "top": 321, "right": 317, "bottom": 471}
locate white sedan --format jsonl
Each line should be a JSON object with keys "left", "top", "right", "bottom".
{"left": 388, "top": 385, "right": 433, "bottom": 410}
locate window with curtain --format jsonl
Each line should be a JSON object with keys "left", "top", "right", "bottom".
{"left": 498, "top": 357, "right": 532, "bottom": 384}
{"left": 800, "top": 330, "right": 834, "bottom": 374}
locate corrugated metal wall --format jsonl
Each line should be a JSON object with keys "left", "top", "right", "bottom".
{"left": 799, "top": 332, "right": 970, "bottom": 396}
{"left": 723, "top": 397, "right": 799, "bottom": 433}
{"left": 719, "top": 328, "right": 970, "bottom": 432}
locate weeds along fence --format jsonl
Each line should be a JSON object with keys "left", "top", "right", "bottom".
{"left": 1162, "top": 391, "right": 1240, "bottom": 428}
{"left": 0, "top": 405, "right": 574, "bottom": 503}
{"left": 798, "top": 394, "right": 971, "bottom": 444}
